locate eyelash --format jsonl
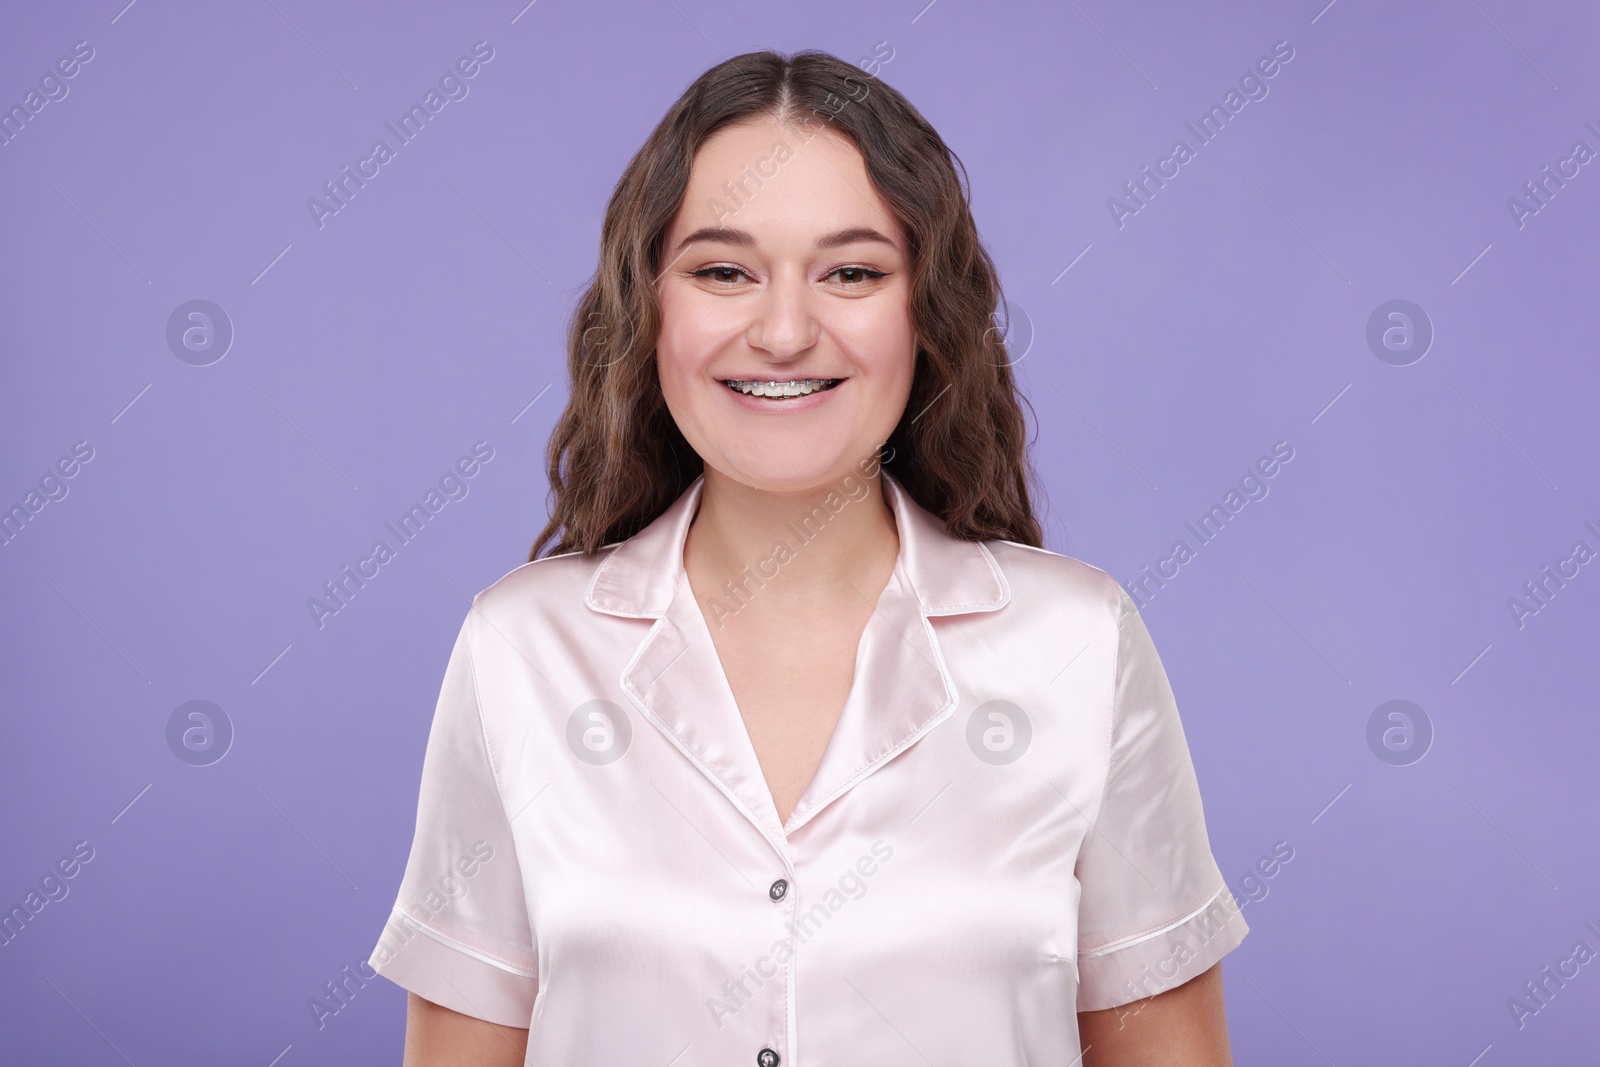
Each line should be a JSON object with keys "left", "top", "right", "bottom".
{"left": 688, "top": 265, "right": 888, "bottom": 287}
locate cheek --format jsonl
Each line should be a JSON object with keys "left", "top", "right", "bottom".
{"left": 653, "top": 298, "right": 705, "bottom": 401}
{"left": 655, "top": 350, "right": 697, "bottom": 424}
{"left": 656, "top": 289, "right": 727, "bottom": 374}
{"left": 850, "top": 315, "right": 917, "bottom": 394}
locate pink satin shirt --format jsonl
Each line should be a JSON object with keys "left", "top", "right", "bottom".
{"left": 369, "top": 470, "right": 1249, "bottom": 1064}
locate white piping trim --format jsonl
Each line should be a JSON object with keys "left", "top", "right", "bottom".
{"left": 395, "top": 911, "right": 538, "bottom": 978}
{"left": 1079, "top": 882, "right": 1233, "bottom": 959}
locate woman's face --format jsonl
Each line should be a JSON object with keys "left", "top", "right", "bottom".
{"left": 654, "top": 117, "right": 916, "bottom": 494}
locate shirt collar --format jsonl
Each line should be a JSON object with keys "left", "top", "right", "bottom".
{"left": 582, "top": 469, "right": 1012, "bottom": 846}
{"left": 585, "top": 469, "right": 1011, "bottom": 620}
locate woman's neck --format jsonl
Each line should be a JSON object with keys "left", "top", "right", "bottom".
{"left": 683, "top": 466, "right": 900, "bottom": 616}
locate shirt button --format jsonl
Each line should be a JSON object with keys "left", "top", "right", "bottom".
{"left": 768, "top": 878, "right": 788, "bottom": 902}
{"left": 757, "top": 1049, "right": 780, "bottom": 1067}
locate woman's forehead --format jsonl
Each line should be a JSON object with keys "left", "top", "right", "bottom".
{"left": 670, "top": 121, "right": 904, "bottom": 252}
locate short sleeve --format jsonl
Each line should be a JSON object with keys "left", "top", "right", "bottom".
{"left": 1073, "top": 585, "right": 1249, "bottom": 1012}
{"left": 368, "top": 605, "right": 540, "bottom": 1027}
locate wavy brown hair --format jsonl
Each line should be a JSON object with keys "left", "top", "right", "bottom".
{"left": 529, "top": 48, "right": 1043, "bottom": 560}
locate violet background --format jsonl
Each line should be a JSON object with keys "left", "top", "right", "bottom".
{"left": 3, "top": 0, "right": 1597, "bottom": 1063}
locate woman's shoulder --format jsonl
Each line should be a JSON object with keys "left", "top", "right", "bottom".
{"left": 466, "top": 543, "right": 622, "bottom": 623}
{"left": 981, "top": 537, "right": 1126, "bottom": 624}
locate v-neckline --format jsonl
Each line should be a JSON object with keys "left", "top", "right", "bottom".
{"left": 677, "top": 491, "right": 901, "bottom": 831}
{"left": 594, "top": 470, "right": 1010, "bottom": 856}
{"left": 681, "top": 557, "right": 893, "bottom": 833}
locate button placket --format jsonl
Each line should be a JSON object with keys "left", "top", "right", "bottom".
{"left": 767, "top": 866, "right": 795, "bottom": 1067}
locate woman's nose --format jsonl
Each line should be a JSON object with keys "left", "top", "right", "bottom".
{"left": 745, "top": 276, "right": 821, "bottom": 359}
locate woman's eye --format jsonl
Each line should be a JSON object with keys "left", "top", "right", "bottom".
{"left": 690, "top": 266, "right": 749, "bottom": 284}
{"left": 831, "top": 267, "right": 886, "bottom": 285}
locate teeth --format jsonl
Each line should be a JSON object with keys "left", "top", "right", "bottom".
{"left": 723, "top": 378, "right": 840, "bottom": 398}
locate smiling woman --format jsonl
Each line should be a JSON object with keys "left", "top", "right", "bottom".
{"left": 653, "top": 116, "right": 919, "bottom": 498}
{"left": 371, "top": 48, "right": 1247, "bottom": 1066}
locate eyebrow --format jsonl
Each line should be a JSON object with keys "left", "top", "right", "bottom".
{"left": 670, "top": 225, "right": 897, "bottom": 258}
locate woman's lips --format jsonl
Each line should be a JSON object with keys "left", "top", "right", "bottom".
{"left": 717, "top": 376, "right": 847, "bottom": 413}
